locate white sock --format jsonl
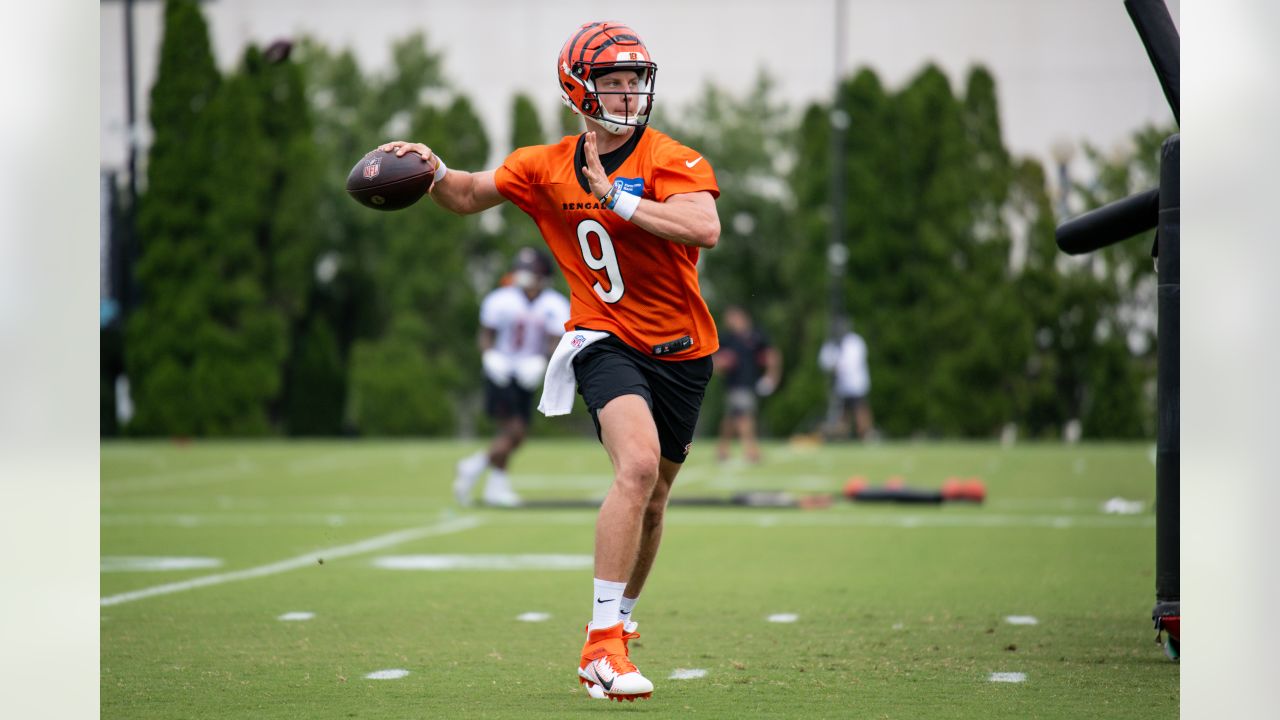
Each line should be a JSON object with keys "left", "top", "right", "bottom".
{"left": 459, "top": 451, "right": 487, "bottom": 476}
{"left": 590, "top": 578, "right": 627, "bottom": 630}
{"left": 486, "top": 467, "right": 510, "bottom": 491}
{"left": 618, "top": 595, "right": 639, "bottom": 625}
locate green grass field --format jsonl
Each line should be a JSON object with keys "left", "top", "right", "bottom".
{"left": 101, "top": 439, "right": 1178, "bottom": 718}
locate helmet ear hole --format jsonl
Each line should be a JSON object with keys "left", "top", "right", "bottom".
{"left": 581, "top": 98, "right": 597, "bottom": 114}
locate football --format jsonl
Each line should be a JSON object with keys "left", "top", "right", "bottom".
{"left": 345, "top": 149, "right": 436, "bottom": 211}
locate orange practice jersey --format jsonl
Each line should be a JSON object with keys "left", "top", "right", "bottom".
{"left": 494, "top": 127, "right": 720, "bottom": 360}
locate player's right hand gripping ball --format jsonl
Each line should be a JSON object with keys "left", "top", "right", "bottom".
{"left": 345, "top": 149, "right": 436, "bottom": 211}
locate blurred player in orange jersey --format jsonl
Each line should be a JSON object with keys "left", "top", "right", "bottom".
{"left": 380, "top": 20, "right": 719, "bottom": 702}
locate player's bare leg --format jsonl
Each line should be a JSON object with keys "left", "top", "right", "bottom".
{"left": 716, "top": 414, "right": 734, "bottom": 461}
{"left": 482, "top": 418, "right": 526, "bottom": 506}
{"left": 595, "top": 395, "right": 660, "bottom": 584}
{"left": 579, "top": 394, "right": 658, "bottom": 701}
{"left": 485, "top": 417, "right": 526, "bottom": 470}
{"left": 738, "top": 414, "right": 762, "bottom": 463}
{"left": 624, "top": 457, "right": 679, "bottom": 600}
{"left": 456, "top": 417, "right": 528, "bottom": 506}
{"left": 855, "top": 403, "right": 874, "bottom": 440}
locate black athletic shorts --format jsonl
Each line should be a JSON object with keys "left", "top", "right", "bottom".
{"left": 485, "top": 379, "right": 534, "bottom": 422}
{"left": 573, "top": 334, "right": 714, "bottom": 463}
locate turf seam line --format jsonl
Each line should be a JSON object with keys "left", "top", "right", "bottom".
{"left": 99, "top": 516, "right": 482, "bottom": 607}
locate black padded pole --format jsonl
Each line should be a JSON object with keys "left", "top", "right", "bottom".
{"left": 1154, "top": 135, "right": 1179, "bottom": 609}
{"left": 1124, "top": 0, "right": 1180, "bottom": 124}
{"left": 1056, "top": 188, "right": 1159, "bottom": 255}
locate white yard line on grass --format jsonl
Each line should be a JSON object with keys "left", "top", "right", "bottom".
{"left": 1004, "top": 615, "right": 1039, "bottom": 625}
{"left": 103, "top": 456, "right": 258, "bottom": 494}
{"left": 100, "top": 516, "right": 482, "bottom": 607}
{"left": 373, "top": 554, "right": 592, "bottom": 571}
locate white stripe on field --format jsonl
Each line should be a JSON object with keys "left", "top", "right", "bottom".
{"left": 103, "top": 457, "right": 257, "bottom": 494}
{"left": 99, "top": 516, "right": 482, "bottom": 607}
{"left": 988, "top": 672, "right": 1027, "bottom": 683}
{"left": 278, "top": 611, "right": 315, "bottom": 621}
{"left": 100, "top": 556, "right": 223, "bottom": 572}
{"left": 1004, "top": 615, "right": 1039, "bottom": 625}
{"left": 373, "top": 554, "right": 592, "bottom": 571}
{"left": 669, "top": 668, "right": 708, "bottom": 680}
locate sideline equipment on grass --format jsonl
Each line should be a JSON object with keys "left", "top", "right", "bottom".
{"left": 513, "top": 492, "right": 834, "bottom": 510}
{"left": 841, "top": 476, "right": 986, "bottom": 504}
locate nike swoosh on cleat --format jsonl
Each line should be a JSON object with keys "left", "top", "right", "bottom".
{"left": 685, "top": 156, "right": 704, "bottom": 168}
{"left": 599, "top": 675, "right": 613, "bottom": 691}
{"left": 596, "top": 597, "right": 615, "bottom": 604}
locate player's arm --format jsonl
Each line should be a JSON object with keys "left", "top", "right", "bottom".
{"left": 630, "top": 191, "right": 719, "bottom": 249}
{"left": 477, "top": 326, "right": 512, "bottom": 386}
{"left": 758, "top": 345, "right": 783, "bottom": 396}
{"left": 379, "top": 141, "right": 504, "bottom": 215}
{"left": 581, "top": 132, "right": 719, "bottom": 249}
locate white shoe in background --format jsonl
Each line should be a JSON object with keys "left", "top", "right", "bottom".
{"left": 481, "top": 483, "right": 522, "bottom": 508}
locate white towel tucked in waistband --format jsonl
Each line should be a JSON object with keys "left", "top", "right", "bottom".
{"left": 538, "top": 330, "right": 611, "bottom": 417}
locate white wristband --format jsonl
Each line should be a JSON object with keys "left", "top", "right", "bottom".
{"left": 611, "top": 191, "right": 640, "bottom": 221}
{"left": 432, "top": 157, "right": 448, "bottom": 182}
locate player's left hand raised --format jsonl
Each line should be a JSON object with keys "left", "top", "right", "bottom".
{"left": 581, "top": 132, "right": 612, "bottom": 198}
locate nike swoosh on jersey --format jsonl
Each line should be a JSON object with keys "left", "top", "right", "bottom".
{"left": 684, "top": 156, "right": 704, "bottom": 168}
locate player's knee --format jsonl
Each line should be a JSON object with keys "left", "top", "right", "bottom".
{"left": 613, "top": 452, "right": 660, "bottom": 498}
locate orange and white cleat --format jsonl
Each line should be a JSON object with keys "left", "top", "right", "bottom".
{"left": 577, "top": 621, "right": 652, "bottom": 702}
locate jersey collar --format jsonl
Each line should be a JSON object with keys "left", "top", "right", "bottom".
{"left": 574, "top": 126, "right": 646, "bottom": 195}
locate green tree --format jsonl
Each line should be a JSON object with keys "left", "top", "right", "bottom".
{"left": 125, "top": 0, "right": 224, "bottom": 434}
{"left": 558, "top": 102, "right": 583, "bottom": 136}
{"left": 189, "top": 49, "right": 289, "bottom": 434}
{"left": 497, "top": 93, "right": 548, "bottom": 257}
{"left": 296, "top": 34, "right": 476, "bottom": 435}
{"left": 1058, "top": 123, "right": 1172, "bottom": 438}
{"left": 243, "top": 45, "right": 339, "bottom": 434}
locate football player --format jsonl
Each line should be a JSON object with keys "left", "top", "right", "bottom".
{"left": 454, "top": 247, "right": 569, "bottom": 507}
{"left": 714, "top": 305, "right": 782, "bottom": 464}
{"left": 381, "top": 20, "right": 720, "bottom": 702}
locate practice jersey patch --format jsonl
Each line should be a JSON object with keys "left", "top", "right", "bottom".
{"left": 612, "top": 176, "right": 645, "bottom": 197}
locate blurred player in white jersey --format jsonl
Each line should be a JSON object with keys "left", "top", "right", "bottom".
{"left": 819, "top": 316, "right": 875, "bottom": 440}
{"left": 454, "top": 247, "right": 570, "bottom": 506}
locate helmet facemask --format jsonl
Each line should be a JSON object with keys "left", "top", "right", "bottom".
{"left": 571, "top": 63, "right": 656, "bottom": 135}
